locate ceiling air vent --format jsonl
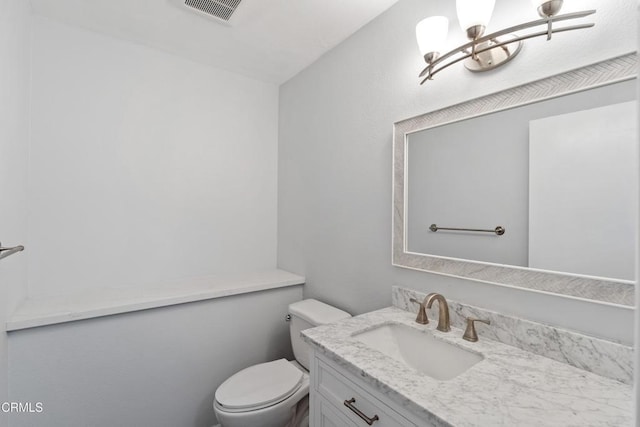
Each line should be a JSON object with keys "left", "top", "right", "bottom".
{"left": 184, "top": 0, "right": 242, "bottom": 22}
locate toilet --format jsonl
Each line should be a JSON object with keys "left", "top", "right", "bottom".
{"left": 213, "top": 299, "right": 351, "bottom": 427}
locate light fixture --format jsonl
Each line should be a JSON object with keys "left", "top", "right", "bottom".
{"left": 416, "top": 16, "right": 449, "bottom": 65}
{"left": 416, "top": 0, "right": 595, "bottom": 83}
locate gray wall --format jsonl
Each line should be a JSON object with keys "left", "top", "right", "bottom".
{"left": 0, "top": 1, "right": 31, "bottom": 424}
{"left": 407, "top": 111, "right": 528, "bottom": 266}
{"left": 8, "top": 286, "right": 302, "bottom": 427}
{"left": 278, "top": 0, "right": 637, "bottom": 343}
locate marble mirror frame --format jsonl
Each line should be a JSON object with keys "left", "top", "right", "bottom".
{"left": 393, "top": 53, "right": 637, "bottom": 308}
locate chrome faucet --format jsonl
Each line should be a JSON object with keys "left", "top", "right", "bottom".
{"left": 409, "top": 293, "right": 451, "bottom": 332}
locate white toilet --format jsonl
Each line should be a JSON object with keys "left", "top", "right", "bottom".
{"left": 213, "top": 299, "right": 351, "bottom": 427}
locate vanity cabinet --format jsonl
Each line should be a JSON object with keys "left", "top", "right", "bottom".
{"left": 310, "top": 350, "right": 435, "bottom": 427}
{"left": 314, "top": 397, "right": 358, "bottom": 427}
{"left": 304, "top": 305, "right": 634, "bottom": 427}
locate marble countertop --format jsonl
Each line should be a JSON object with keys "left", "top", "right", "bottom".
{"left": 302, "top": 307, "right": 633, "bottom": 427}
{"left": 7, "top": 269, "right": 304, "bottom": 331}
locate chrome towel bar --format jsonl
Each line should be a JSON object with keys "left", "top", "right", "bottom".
{"left": 429, "top": 224, "right": 505, "bottom": 236}
{"left": 0, "top": 242, "right": 25, "bottom": 261}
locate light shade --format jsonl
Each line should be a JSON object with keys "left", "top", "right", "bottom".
{"left": 416, "top": 16, "right": 449, "bottom": 57}
{"left": 456, "top": 0, "right": 495, "bottom": 32}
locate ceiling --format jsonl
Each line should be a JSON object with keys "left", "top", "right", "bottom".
{"left": 29, "top": 0, "right": 400, "bottom": 84}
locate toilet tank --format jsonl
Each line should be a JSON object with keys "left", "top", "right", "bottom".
{"left": 288, "top": 299, "right": 351, "bottom": 370}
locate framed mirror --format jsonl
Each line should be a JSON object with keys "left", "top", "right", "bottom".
{"left": 393, "top": 54, "right": 637, "bottom": 307}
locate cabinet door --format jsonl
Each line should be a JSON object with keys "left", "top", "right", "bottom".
{"left": 314, "top": 396, "right": 357, "bottom": 427}
{"left": 315, "top": 359, "right": 417, "bottom": 426}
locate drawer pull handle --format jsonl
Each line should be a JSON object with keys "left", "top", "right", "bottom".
{"left": 343, "top": 397, "right": 379, "bottom": 425}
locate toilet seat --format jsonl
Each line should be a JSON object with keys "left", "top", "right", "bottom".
{"left": 215, "top": 359, "right": 304, "bottom": 413}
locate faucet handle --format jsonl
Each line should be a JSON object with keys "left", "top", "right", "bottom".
{"left": 409, "top": 298, "right": 429, "bottom": 325}
{"left": 463, "top": 317, "right": 491, "bottom": 342}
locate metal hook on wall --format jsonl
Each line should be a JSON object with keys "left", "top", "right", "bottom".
{"left": 0, "top": 242, "right": 25, "bottom": 261}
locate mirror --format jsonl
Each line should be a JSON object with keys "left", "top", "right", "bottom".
{"left": 393, "top": 54, "right": 637, "bottom": 307}
{"left": 407, "top": 85, "right": 636, "bottom": 280}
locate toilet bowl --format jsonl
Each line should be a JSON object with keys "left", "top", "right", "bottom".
{"left": 214, "top": 359, "right": 309, "bottom": 427}
{"left": 213, "top": 299, "right": 350, "bottom": 427}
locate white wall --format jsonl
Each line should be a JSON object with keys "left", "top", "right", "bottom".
{"left": 0, "top": 0, "right": 31, "bottom": 422}
{"left": 28, "top": 16, "right": 279, "bottom": 297}
{"left": 8, "top": 285, "right": 302, "bottom": 427}
{"left": 278, "top": 0, "right": 637, "bottom": 343}
{"left": 635, "top": 2, "right": 639, "bottom": 424}
{"left": 529, "top": 101, "right": 637, "bottom": 281}
{"left": 4, "top": 14, "right": 293, "bottom": 427}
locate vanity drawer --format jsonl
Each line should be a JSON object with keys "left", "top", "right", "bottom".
{"left": 315, "top": 359, "right": 416, "bottom": 427}
{"left": 314, "top": 395, "right": 358, "bottom": 427}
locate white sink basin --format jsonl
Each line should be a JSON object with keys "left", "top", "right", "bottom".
{"left": 352, "top": 323, "right": 483, "bottom": 380}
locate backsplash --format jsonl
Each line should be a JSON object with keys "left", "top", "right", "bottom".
{"left": 392, "top": 286, "right": 633, "bottom": 385}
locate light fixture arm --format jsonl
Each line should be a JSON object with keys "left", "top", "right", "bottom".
{"left": 421, "top": 21, "right": 594, "bottom": 83}
{"left": 419, "top": 9, "right": 595, "bottom": 82}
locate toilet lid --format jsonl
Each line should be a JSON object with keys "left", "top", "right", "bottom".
{"left": 215, "top": 359, "right": 303, "bottom": 411}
